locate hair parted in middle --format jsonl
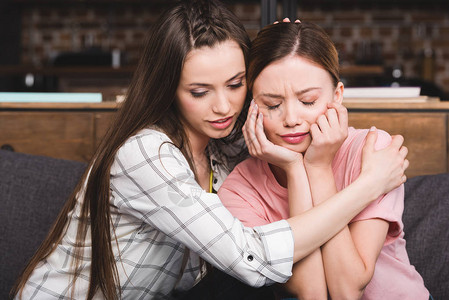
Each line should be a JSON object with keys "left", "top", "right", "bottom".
{"left": 247, "top": 22, "right": 340, "bottom": 94}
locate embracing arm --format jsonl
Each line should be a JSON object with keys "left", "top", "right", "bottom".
{"left": 111, "top": 130, "right": 295, "bottom": 286}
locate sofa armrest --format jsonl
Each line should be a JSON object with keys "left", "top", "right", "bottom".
{"left": 404, "top": 173, "right": 449, "bottom": 300}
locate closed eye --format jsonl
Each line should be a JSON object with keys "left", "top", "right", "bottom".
{"left": 228, "top": 80, "right": 244, "bottom": 89}
{"left": 191, "top": 90, "right": 208, "bottom": 98}
{"left": 302, "top": 101, "right": 316, "bottom": 106}
{"left": 267, "top": 103, "right": 281, "bottom": 110}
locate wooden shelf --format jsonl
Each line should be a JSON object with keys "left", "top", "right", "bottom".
{"left": 0, "top": 65, "right": 135, "bottom": 77}
{"left": 340, "top": 65, "right": 384, "bottom": 77}
{"left": 0, "top": 101, "right": 119, "bottom": 110}
{"left": 344, "top": 99, "right": 449, "bottom": 111}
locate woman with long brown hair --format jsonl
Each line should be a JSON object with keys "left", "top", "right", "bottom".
{"left": 12, "top": 1, "right": 409, "bottom": 299}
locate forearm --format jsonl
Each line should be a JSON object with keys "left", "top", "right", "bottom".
{"left": 283, "top": 164, "right": 327, "bottom": 298}
{"left": 283, "top": 251, "right": 327, "bottom": 299}
{"left": 307, "top": 166, "right": 372, "bottom": 299}
{"left": 286, "top": 172, "right": 378, "bottom": 262}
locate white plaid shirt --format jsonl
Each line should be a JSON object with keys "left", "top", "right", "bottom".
{"left": 19, "top": 128, "right": 294, "bottom": 299}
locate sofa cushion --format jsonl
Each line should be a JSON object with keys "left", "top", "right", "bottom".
{"left": 0, "top": 150, "right": 86, "bottom": 300}
{"left": 404, "top": 173, "right": 449, "bottom": 300}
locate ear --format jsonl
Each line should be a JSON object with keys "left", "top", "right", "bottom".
{"left": 333, "top": 82, "right": 344, "bottom": 104}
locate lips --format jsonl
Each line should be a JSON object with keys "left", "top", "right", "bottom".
{"left": 280, "top": 132, "right": 309, "bottom": 144}
{"left": 209, "top": 116, "right": 234, "bottom": 129}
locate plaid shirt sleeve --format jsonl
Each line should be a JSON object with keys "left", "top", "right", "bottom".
{"left": 110, "top": 129, "right": 294, "bottom": 286}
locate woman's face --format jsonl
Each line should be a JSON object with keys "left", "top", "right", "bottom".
{"left": 176, "top": 40, "right": 247, "bottom": 145}
{"left": 252, "top": 55, "right": 343, "bottom": 153}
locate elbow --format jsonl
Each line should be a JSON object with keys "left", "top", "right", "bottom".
{"left": 234, "top": 273, "right": 266, "bottom": 288}
{"left": 294, "top": 289, "right": 328, "bottom": 300}
{"left": 331, "top": 288, "right": 365, "bottom": 300}
{"left": 329, "top": 271, "right": 373, "bottom": 300}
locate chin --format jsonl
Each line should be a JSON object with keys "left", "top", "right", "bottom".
{"left": 281, "top": 141, "right": 311, "bottom": 153}
{"left": 209, "top": 128, "right": 234, "bottom": 139}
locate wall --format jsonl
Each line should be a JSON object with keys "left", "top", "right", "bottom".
{"left": 17, "top": 1, "right": 449, "bottom": 95}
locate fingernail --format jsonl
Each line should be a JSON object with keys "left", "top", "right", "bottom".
{"left": 370, "top": 126, "right": 376, "bottom": 131}
{"left": 251, "top": 99, "right": 254, "bottom": 105}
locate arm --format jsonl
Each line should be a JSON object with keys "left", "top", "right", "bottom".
{"left": 303, "top": 104, "right": 408, "bottom": 299}
{"left": 240, "top": 101, "right": 328, "bottom": 298}
{"left": 307, "top": 165, "right": 388, "bottom": 299}
{"left": 282, "top": 160, "right": 327, "bottom": 299}
{"left": 111, "top": 131, "right": 294, "bottom": 287}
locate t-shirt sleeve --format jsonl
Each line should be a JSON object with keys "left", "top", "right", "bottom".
{"left": 345, "top": 129, "right": 404, "bottom": 245}
{"left": 218, "top": 164, "right": 273, "bottom": 227}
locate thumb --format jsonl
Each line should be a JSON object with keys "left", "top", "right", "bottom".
{"left": 363, "top": 126, "right": 378, "bottom": 155}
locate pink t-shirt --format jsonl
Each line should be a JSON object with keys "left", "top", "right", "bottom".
{"left": 219, "top": 127, "right": 429, "bottom": 300}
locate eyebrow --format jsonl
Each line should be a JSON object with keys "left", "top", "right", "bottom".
{"left": 188, "top": 71, "right": 245, "bottom": 87}
{"left": 258, "top": 87, "right": 322, "bottom": 99}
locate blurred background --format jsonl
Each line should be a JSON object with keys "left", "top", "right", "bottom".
{"left": 1, "top": 0, "right": 448, "bottom": 101}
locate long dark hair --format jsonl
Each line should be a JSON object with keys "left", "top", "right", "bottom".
{"left": 247, "top": 22, "right": 340, "bottom": 92}
{"left": 12, "top": 1, "right": 251, "bottom": 299}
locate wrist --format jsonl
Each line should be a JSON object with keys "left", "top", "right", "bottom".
{"left": 304, "top": 161, "right": 333, "bottom": 173}
{"left": 352, "top": 173, "right": 382, "bottom": 203}
{"left": 283, "top": 158, "right": 305, "bottom": 175}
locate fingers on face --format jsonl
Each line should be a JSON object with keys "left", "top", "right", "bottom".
{"left": 325, "top": 108, "right": 338, "bottom": 128}
{"left": 244, "top": 101, "right": 259, "bottom": 151}
{"left": 328, "top": 102, "right": 348, "bottom": 129}
{"left": 309, "top": 123, "right": 321, "bottom": 138}
{"left": 316, "top": 114, "right": 330, "bottom": 134}
{"left": 275, "top": 18, "right": 301, "bottom": 24}
{"left": 254, "top": 113, "right": 268, "bottom": 151}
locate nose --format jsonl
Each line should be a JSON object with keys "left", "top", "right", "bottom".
{"left": 283, "top": 99, "right": 302, "bottom": 127}
{"left": 212, "top": 90, "right": 231, "bottom": 115}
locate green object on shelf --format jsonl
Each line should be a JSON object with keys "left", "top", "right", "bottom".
{"left": 0, "top": 92, "right": 102, "bottom": 102}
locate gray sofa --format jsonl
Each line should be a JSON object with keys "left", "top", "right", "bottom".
{"left": 1, "top": 149, "right": 448, "bottom": 299}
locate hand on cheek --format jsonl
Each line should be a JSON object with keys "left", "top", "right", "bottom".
{"left": 243, "top": 100, "right": 302, "bottom": 171}
{"left": 304, "top": 101, "right": 348, "bottom": 167}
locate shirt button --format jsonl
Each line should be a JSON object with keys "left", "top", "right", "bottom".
{"left": 247, "top": 255, "right": 254, "bottom": 262}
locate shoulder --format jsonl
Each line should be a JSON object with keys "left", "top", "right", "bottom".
{"left": 230, "top": 157, "right": 263, "bottom": 178}
{"left": 113, "top": 128, "right": 187, "bottom": 171}
{"left": 118, "top": 128, "right": 176, "bottom": 156}
{"left": 340, "top": 127, "right": 392, "bottom": 156}
{"left": 333, "top": 127, "right": 394, "bottom": 185}
{"left": 220, "top": 157, "right": 263, "bottom": 190}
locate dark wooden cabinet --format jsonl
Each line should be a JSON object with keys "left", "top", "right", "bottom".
{"left": 345, "top": 100, "right": 449, "bottom": 178}
{"left": 0, "top": 102, "right": 117, "bottom": 162}
{"left": 2, "top": 101, "right": 449, "bottom": 177}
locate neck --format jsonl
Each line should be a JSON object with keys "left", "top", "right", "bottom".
{"left": 269, "top": 163, "right": 288, "bottom": 188}
{"left": 183, "top": 124, "right": 210, "bottom": 158}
